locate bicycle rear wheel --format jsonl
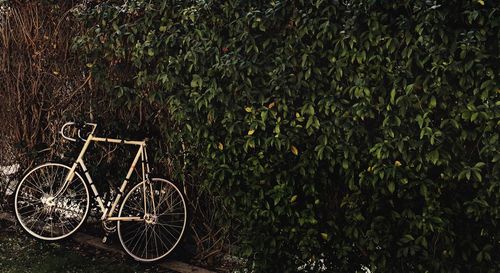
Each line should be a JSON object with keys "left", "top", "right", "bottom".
{"left": 14, "top": 163, "right": 89, "bottom": 240}
{"left": 117, "top": 178, "right": 187, "bottom": 262}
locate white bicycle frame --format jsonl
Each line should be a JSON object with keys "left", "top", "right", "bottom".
{"left": 59, "top": 122, "right": 155, "bottom": 222}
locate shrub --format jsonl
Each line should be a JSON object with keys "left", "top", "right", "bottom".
{"left": 75, "top": 0, "right": 499, "bottom": 272}
{"left": 0, "top": 0, "right": 102, "bottom": 188}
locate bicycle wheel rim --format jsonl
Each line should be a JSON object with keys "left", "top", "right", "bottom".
{"left": 14, "top": 163, "right": 90, "bottom": 241}
{"left": 118, "top": 178, "right": 187, "bottom": 262}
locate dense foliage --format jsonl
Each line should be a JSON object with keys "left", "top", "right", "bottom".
{"left": 73, "top": 0, "right": 500, "bottom": 272}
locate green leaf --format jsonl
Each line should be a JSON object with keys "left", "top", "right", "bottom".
{"left": 342, "top": 160, "right": 349, "bottom": 169}
{"left": 428, "top": 149, "right": 439, "bottom": 165}
{"left": 473, "top": 170, "right": 482, "bottom": 182}
{"left": 419, "top": 184, "right": 428, "bottom": 198}
{"left": 390, "top": 88, "right": 396, "bottom": 104}
{"left": 190, "top": 74, "right": 203, "bottom": 88}
{"left": 492, "top": 154, "right": 500, "bottom": 163}
{"left": 429, "top": 96, "right": 437, "bottom": 108}
{"left": 388, "top": 181, "right": 395, "bottom": 193}
{"left": 474, "top": 162, "right": 486, "bottom": 168}
{"left": 306, "top": 116, "right": 314, "bottom": 129}
{"left": 401, "top": 234, "right": 415, "bottom": 243}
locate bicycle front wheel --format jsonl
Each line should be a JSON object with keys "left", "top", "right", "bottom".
{"left": 117, "top": 178, "right": 187, "bottom": 262}
{"left": 14, "top": 163, "right": 90, "bottom": 240}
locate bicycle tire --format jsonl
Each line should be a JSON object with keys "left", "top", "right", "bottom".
{"left": 14, "top": 163, "right": 90, "bottom": 240}
{"left": 117, "top": 178, "right": 187, "bottom": 262}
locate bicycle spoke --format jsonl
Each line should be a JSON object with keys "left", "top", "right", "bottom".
{"left": 156, "top": 222, "right": 182, "bottom": 241}
{"left": 19, "top": 207, "right": 41, "bottom": 216}
{"left": 123, "top": 226, "right": 144, "bottom": 245}
{"left": 118, "top": 179, "right": 186, "bottom": 261}
{"left": 17, "top": 197, "right": 42, "bottom": 206}
{"left": 142, "top": 226, "right": 149, "bottom": 259}
{"left": 157, "top": 200, "right": 184, "bottom": 217}
{"left": 29, "top": 209, "right": 45, "bottom": 230}
{"left": 152, "top": 226, "right": 160, "bottom": 258}
{"left": 156, "top": 187, "right": 174, "bottom": 209}
{"left": 130, "top": 226, "right": 148, "bottom": 255}
{"left": 156, "top": 222, "right": 184, "bottom": 229}
{"left": 123, "top": 205, "right": 143, "bottom": 215}
{"left": 153, "top": 224, "right": 175, "bottom": 247}
{"left": 15, "top": 164, "right": 89, "bottom": 241}
{"left": 128, "top": 195, "right": 144, "bottom": 210}
{"left": 24, "top": 179, "right": 45, "bottom": 194}
{"left": 50, "top": 214, "right": 54, "bottom": 237}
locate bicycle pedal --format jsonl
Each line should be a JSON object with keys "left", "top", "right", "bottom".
{"left": 102, "top": 236, "right": 108, "bottom": 244}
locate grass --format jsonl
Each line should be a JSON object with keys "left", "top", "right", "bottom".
{"left": 0, "top": 221, "right": 170, "bottom": 273}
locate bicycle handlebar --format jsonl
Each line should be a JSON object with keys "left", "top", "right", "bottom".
{"left": 60, "top": 122, "right": 97, "bottom": 142}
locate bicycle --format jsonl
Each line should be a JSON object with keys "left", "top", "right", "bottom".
{"left": 13, "top": 122, "right": 187, "bottom": 262}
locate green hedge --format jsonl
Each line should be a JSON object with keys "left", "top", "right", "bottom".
{"left": 75, "top": 0, "right": 499, "bottom": 272}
